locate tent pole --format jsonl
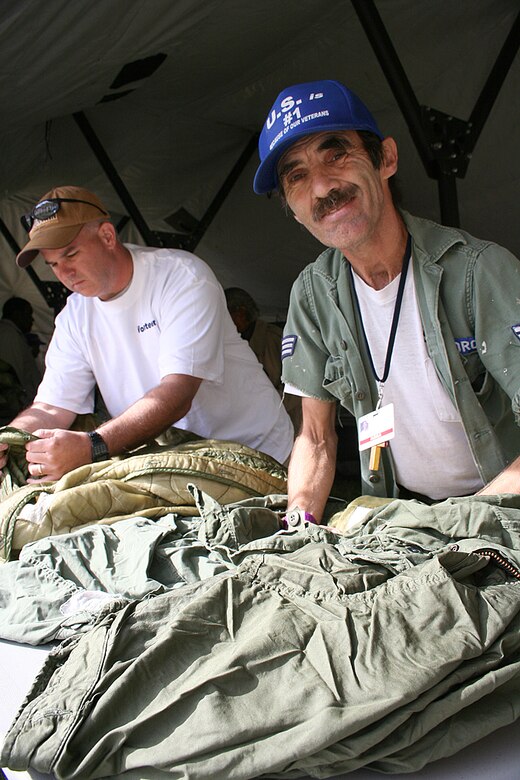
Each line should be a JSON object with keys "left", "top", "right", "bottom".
{"left": 351, "top": 0, "right": 520, "bottom": 230}
{"left": 350, "top": 0, "right": 435, "bottom": 175}
{"left": 437, "top": 175, "right": 460, "bottom": 228}
{"left": 187, "top": 134, "right": 259, "bottom": 251}
{"left": 0, "top": 217, "right": 67, "bottom": 314}
{"left": 466, "top": 10, "right": 520, "bottom": 153}
{"left": 73, "top": 111, "right": 158, "bottom": 247}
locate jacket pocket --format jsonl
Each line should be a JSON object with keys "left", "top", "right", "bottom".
{"left": 460, "top": 351, "right": 487, "bottom": 394}
{"left": 323, "top": 355, "right": 353, "bottom": 402}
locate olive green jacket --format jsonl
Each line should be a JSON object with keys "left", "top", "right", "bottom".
{"left": 2, "top": 490, "right": 520, "bottom": 777}
{"left": 283, "top": 211, "right": 520, "bottom": 496}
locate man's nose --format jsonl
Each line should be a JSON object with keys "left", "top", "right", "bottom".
{"left": 55, "top": 263, "right": 74, "bottom": 283}
{"left": 309, "top": 162, "right": 342, "bottom": 199}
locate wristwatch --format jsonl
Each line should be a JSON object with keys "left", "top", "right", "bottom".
{"left": 87, "top": 431, "right": 110, "bottom": 463}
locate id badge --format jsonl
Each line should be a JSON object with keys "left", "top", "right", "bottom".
{"left": 358, "top": 403, "right": 395, "bottom": 452}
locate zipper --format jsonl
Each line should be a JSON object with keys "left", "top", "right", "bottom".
{"left": 473, "top": 547, "right": 520, "bottom": 581}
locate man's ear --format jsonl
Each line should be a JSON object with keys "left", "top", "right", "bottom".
{"left": 381, "top": 137, "right": 398, "bottom": 179}
{"left": 98, "top": 221, "right": 117, "bottom": 248}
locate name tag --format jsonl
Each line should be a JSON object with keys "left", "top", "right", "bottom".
{"left": 358, "top": 403, "right": 395, "bottom": 452}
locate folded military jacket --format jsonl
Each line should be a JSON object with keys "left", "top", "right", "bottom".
{"left": 0, "top": 427, "right": 287, "bottom": 562}
{"left": 1, "top": 487, "right": 520, "bottom": 778}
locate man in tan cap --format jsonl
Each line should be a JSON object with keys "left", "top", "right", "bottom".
{"left": 0, "top": 186, "right": 294, "bottom": 480}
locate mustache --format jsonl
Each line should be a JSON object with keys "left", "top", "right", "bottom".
{"left": 312, "top": 185, "right": 358, "bottom": 222}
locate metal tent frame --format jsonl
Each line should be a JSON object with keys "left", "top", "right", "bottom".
{"left": 9, "top": 1, "right": 520, "bottom": 311}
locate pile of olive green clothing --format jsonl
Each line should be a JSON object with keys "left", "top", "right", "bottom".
{"left": 2, "top": 488, "right": 520, "bottom": 778}
{"left": 0, "top": 427, "right": 288, "bottom": 562}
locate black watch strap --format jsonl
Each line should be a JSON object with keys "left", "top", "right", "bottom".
{"left": 87, "top": 431, "right": 110, "bottom": 463}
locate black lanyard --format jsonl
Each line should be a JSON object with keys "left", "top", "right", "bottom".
{"left": 349, "top": 234, "right": 412, "bottom": 389}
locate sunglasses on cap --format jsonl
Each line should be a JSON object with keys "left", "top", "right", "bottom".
{"left": 20, "top": 197, "right": 108, "bottom": 233}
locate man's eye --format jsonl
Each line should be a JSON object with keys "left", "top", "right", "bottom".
{"left": 287, "top": 170, "right": 305, "bottom": 184}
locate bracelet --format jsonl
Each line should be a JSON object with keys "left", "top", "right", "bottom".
{"left": 280, "top": 509, "right": 318, "bottom": 529}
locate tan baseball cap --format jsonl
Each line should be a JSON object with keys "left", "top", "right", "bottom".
{"left": 16, "top": 185, "right": 110, "bottom": 268}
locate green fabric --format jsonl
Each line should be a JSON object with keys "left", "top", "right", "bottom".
{"left": 282, "top": 211, "right": 520, "bottom": 496}
{"left": 2, "top": 491, "right": 520, "bottom": 778}
{"left": 0, "top": 426, "right": 38, "bottom": 500}
{"left": 0, "top": 489, "right": 287, "bottom": 645}
{"left": 0, "top": 430, "right": 287, "bottom": 562}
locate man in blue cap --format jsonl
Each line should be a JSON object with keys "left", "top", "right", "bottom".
{"left": 254, "top": 79, "right": 520, "bottom": 522}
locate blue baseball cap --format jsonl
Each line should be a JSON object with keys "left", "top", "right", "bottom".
{"left": 253, "top": 79, "right": 383, "bottom": 194}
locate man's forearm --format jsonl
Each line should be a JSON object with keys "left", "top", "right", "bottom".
{"left": 287, "top": 429, "right": 337, "bottom": 522}
{"left": 8, "top": 375, "right": 201, "bottom": 483}
{"left": 8, "top": 403, "right": 76, "bottom": 434}
{"left": 95, "top": 375, "right": 201, "bottom": 456}
{"left": 477, "top": 455, "right": 520, "bottom": 495}
{"left": 96, "top": 398, "right": 176, "bottom": 456}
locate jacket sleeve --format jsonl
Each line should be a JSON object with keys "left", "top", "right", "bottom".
{"left": 472, "top": 242, "right": 520, "bottom": 425}
{"left": 281, "top": 270, "right": 336, "bottom": 402}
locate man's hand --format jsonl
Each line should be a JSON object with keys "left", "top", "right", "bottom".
{"left": 25, "top": 429, "right": 92, "bottom": 482}
{"left": 0, "top": 402, "right": 78, "bottom": 480}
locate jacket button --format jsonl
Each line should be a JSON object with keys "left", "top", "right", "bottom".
{"left": 340, "top": 340, "right": 348, "bottom": 350}
{"left": 355, "top": 391, "right": 365, "bottom": 400}
{"left": 369, "top": 474, "right": 380, "bottom": 483}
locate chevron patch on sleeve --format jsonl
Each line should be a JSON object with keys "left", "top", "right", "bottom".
{"left": 281, "top": 334, "right": 298, "bottom": 359}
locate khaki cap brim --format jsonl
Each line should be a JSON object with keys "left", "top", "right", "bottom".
{"left": 16, "top": 223, "right": 84, "bottom": 268}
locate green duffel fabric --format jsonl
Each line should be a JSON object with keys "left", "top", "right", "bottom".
{"left": 2, "top": 489, "right": 520, "bottom": 778}
{"left": 0, "top": 429, "right": 287, "bottom": 561}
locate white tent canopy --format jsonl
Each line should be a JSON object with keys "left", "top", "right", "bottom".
{"left": 0, "top": 0, "right": 518, "bottom": 342}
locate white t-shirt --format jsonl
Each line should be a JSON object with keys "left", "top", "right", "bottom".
{"left": 37, "top": 245, "right": 293, "bottom": 463}
{"left": 350, "top": 261, "right": 483, "bottom": 498}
